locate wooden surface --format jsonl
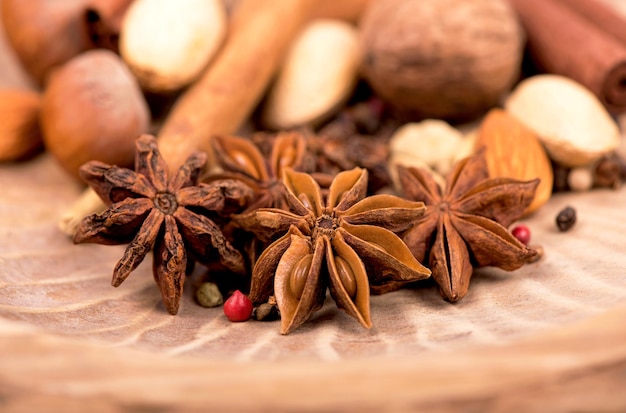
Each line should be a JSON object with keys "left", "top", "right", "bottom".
{"left": 1, "top": 0, "right": 626, "bottom": 412}
{"left": 2, "top": 135, "right": 626, "bottom": 413}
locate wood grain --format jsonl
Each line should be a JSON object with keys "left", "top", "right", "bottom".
{"left": 1, "top": 0, "right": 626, "bottom": 411}
{"left": 2, "top": 140, "right": 626, "bottom": 411}
{"left": 0, "top": 303, "right": 625, "bottom": 412}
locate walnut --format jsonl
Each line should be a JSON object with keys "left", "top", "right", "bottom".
{"left": 358, "top": 0, "right": 524, "bottom": 122}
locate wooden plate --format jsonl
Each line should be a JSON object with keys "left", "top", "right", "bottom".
{"left": 1, "top": 1, "right": 626, "bottom": 411}
{"left": 1, "top": 149, "right": 626, "bottom": 412}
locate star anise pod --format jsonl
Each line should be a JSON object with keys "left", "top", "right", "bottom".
{"left": 209, "top": 132, "right": 306, "bottom": 212}
{"left": 398, "top": 149, "right": 540, "bottom": 303}
{"left": 299, "top": 125, "right": 393, "bottom": 195}
{"left": 251, "top": 124, "right": 393, "bottom": 194}
{"left": 73, "top": 134, "right": 253, "bottom": 315}
{"left": 233, "top": 167, "right": 430, "bottom": 334}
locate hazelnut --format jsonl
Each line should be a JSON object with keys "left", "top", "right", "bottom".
{"left": 0, "top": 89, "right": 43, "bottom": 162}
{"left": 40, "top": 50, "right": 150, "bottom": 180}
{"left": 1, "top": 0, "right": 130, "bottom": 86}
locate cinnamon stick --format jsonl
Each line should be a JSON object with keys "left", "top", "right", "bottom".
{"left": 556, "top": 0, "right": 626, "bottom": 45}
{"left": 310, "top": 0, "right": 372, "bottom": 24}
{"left": 508, "top": 0, "right": 626, "bottom": 113}
{"left": 157, "top": 0, "right": 317, "bottom": 172}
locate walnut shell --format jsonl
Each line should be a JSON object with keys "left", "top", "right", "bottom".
{"left": 358, "top": 0, "right": 524, "bottom": 121}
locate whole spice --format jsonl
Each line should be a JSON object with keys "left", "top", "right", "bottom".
{"left": 507, "top": 0, "right": 626, "bottom": 113}
{"left": 593, "top": 154, "right": 622, "bottom": 189}
{"left": 73, "top": 135, "right": 253, "bottom": 315}
{"left": 511, "top": 224, "right": 531, "bottom": 246}
{"left": 1, "top": 0, "right": 93, "bottom": 85}
{"left": 299, "top": 124, "right": 392, "bottom": 194}
{"left": 223, "top": 290, "right": 254, "bottom": 322}
{"left": 196, "top": 282, "right": 224, "bottom": 308}
{"left": 253, "top": 299, "right": 280, "bottom": 321}
{"left": 233, "top": 167, "right": 430, "bottom": 334}
{"left": 556, "top": 206, "right": 577, "bottom": 232}
{"left": 388, "top": 120, "right": 465, "bottom": 180}
{"left": 398, "top": 149, "right": 539, "bottom": 302}
{"left": 209, "top": 132, "right": 306, "bottom": 212}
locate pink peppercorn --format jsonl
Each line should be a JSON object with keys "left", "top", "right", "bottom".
{"left": 511, "top": 224, "right": 531, "bottom": 246}
{"left": 223, "top": 290, "right": 253, "bottom": 322}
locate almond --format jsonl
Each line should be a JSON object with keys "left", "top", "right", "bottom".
{"left": 505, "top": 75, "right": 620, "bottom": 167}
{"left": 261, "top": 19, "right": 360, "bottom": 129}
{"left": 475, "top": 109, "right": 553, "bottom": 214}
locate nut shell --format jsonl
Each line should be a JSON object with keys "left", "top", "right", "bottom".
{"left": 1, "top": 0, "right": 93, "bottom": 85}
{"left": 40, "top": 50, "right": 150, "bottom": 180}
{"left": 359, "top": 0, "right": 523, "bottom": 121}
{"left": 0, "top": 89, "right": 43, "bottom": 161}
{"left": 505, "top": 75, "right": 621, "bottom": 167}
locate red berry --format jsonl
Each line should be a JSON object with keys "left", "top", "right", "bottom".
{"left": 223, "top": 290, "right": 253, "bottom": 322}
{"left": 511, "top": 224, "right": 531, "bottom": 246}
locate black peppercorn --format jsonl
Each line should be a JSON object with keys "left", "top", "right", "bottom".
{"left": 556, "top": 206, "right": 576, "bottom": 232}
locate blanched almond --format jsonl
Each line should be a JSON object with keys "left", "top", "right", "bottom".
{"left": 261, "top": 19, "right": 360, "bottom": 129}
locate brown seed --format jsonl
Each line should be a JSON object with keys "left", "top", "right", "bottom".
{"left": 335, "top": 256, "right": 356, "bottom": 298}
{"left": 593, "top": 155, "right": 622, "bottom": 190}
{"left": 556, "top": 206, "right": 577, "bottom": 232}
{"left": 289, "top": 254, "right": 313, "bottom": 299}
